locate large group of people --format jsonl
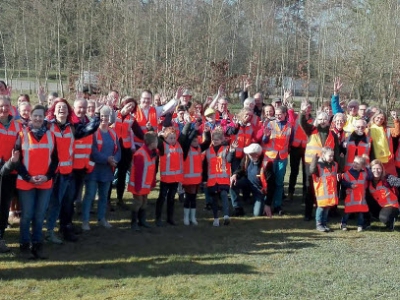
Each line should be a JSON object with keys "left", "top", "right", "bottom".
{"left": 0, "top": 76, "right": 399, "bottom": 260}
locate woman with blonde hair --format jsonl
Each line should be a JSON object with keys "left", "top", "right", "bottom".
{"left": 367, "top": 159, "right": 400, "bottom": 231}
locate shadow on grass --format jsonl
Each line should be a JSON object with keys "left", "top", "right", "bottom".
{"left": 0, "top": 196, "right": 344, "bottom": 280}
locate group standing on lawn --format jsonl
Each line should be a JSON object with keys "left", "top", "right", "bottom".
{"left": 0, "top": 77, "right": 399, "bottom": 260}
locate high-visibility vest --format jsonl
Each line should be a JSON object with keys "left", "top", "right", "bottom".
{"left": 160, "top": 142, "right": 183, "bottom": 183}
{"left": 232, "top": 124, "right": 254, "bottom": 159}
{"left": 134, "top": 107, "right": 158, "bottom": 145}
{"left": 312, "top": 162, "right": 339, "bottom": 207}
{"left": 95, "top": 128, "right": 118, "bottom": 154}
{"left": 369, "top": 127, "right": 394, "bottom": 163}
{"left": 0, "top": 119, "right": 20, "bottom": 171}
{"left": 369, "top": 181, "right": 399, "bottom": 208}
{"left": 50, "top": 123, "right": 74, "bottom": 175}
{"left": 205, "top": 146, "right": 231, "bottom": 187}
{"left": 250, "top": 115, "right": 260, "bottom": 130}
{"left": 264, "top": 121, "right": 291, "bottom": 160}
{"left": 114, "top": 111, "right": 134, "bottom": 149}
{"left": 343, "top": 171, "right": 369, "bottom": 213}
{"left": 305, "top": 130, "right": 335, "bottom": 164}
{"left": 73, "top": 134, "right": 95, "bottom": 173}
{"left": 344, "top": 136, "right": 371, "bottom": 172}
{"left": 128, "top": 147, "right": 156, "bottom": 195}
{"left": 17, "top": 129, "right": 55, "bottom": 190}
{"left": 292, "top": 117, "right": 314, "bottom": 148}
{"left": 183, "top": 146, "right": 203, "bottom": 185}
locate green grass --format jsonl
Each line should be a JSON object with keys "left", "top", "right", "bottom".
{"left": 1, "top": 169, "right": 400, "bottom": 300}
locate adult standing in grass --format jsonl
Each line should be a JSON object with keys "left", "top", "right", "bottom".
{"left": 299, "top": 101, "right": 340, "bottom": 221}
{"left": 367, "top": 159, "right": 400, "bottom": 231}
{"left": 0, "top": 96, "right": 22, "bottom": 253}
{"left": 128, "top": 132, "right": 158, "bottom": 231}
{"left": 368, "top": 109, "right": 399, "bottom": 176}
{"left": 81, "top": 106, "right": 121, "bottom": 231}
{"left": 16, "top": 104, "right": 58, "bottom": 259}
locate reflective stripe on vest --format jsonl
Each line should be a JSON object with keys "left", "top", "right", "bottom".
{"left": 305, "top": 130, "right": 335, "bottom": 164}
{"left": 134, "top": 107, "right": 158, "bottom": 145}
{"left": 264, "top": 121, "right": 291, "bottom": 160}
{"left": 114, "top": 112, "right": 134, "bottom": 148}
{"left": 17, "top": 129, "right": 54, "bottom": 190}
{"left": 160, "top": 142, "right": 183, "bottom": 181}
{"left": 343, "top": 171, "right": 368, "bottom": 213}
{"left": 0, "top": 119, "right": 20, "bottom": 169}
{"left": 95, "top": 128, "right": 118, "bottom": 154}
{"left": 369, "top": 181, "right": 399, "bottom": 208}
{"left": 312, "top": 163, "right": 338, "bottom": 207}
{"left": 73, "top": 134, "right": 94, "bottom": 171}
{"left": 183, "top": 146, "right": 202, "bottom": 185}
{"left": 233, "top": 125, "right": 254, "bottom": 159}
{"left": 292, "top": 117, "right": 313, "bottom": 148}
{"left": 50, "top": 123, "right": 74, "bottom": 174}
{"left": 128, "top": 147, "right": 156, "bottom": 194}
{"left": 206, "top": 146, "right": 231, "bottom": 186}
{"left": 344, "top": 137, "right": 371, "bottom": 171}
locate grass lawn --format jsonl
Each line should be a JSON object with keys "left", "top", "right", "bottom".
{"left": 1, "top": 171, "right": 400, "bottom": 300}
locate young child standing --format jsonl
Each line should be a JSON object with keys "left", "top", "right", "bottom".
{"left": 128, "top": 132, "right": 158, "bottom": 231}
{"left": 203, "top": 128, "right": 235, "bottom": 226}
{"left": 310, "top": 147, "right": 339, "bottom": 232}
{"left": 341, "top": 156, "right": 369, "bottom": 232}
{"left": 155, "top": 127, "right": 184, "bottom": 226}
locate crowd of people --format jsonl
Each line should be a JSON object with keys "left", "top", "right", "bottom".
{"left": 0, "top": 77, "right": 399, "bottom": 260}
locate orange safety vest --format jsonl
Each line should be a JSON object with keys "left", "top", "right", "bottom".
{"left": 343, "top": 171, "right": 369, "bottom": 213}
{"left": 160, "top": 142, "right": 183, "bottom": 183}
{"left": 0, "top": 119, "right": 20, "bottom": 172}
{"left": 95, "top": 128, "right": 118, "bottom": 154}
{"left": 292, "top": 117, "right": 314, "bottom": 148}
{"left": 17, "top": 129, "right": 55, "bottom": 190}
{"left": 205, "top": 145, "right": 231, "bottom": 187}
{"left": 183, "top": 146, "right": 203, "bottom": 185}
{"left": 264, "top": 120, "right": 291, "bottom": 160}
{"left": 73, "top": 134, "right": 95, "bottom": 173}
{"left": 134, "top": 106, "right": 158, "bottom": 145}
{"left": 50, "top": 123, "right": 74, "bottom": 175}
{"left": 128, "top": 147, "right": 156, "bottom": 195}
{"left": 369, "top": 181, "right": 399, "bottom": 208}
{"left": 344, "top": 136, "right": 371, "bottom": 172}
{"left": 232, "top": 124, "right": 254, "bottom": 159}
{"left": 250, "top": 115, "right": 260, "bottom": 130}
{"left": 312, "top": 162, "right": 339, "bottom": 207}
{"left": 114, "top": 111, "right": 134, "bottom": 149}
{"left": 305, "top": 130, "right": 335, "bottom": 164}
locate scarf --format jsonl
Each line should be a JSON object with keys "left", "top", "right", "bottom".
{"left": 370, "top": 124, "right": 390, "bottom": 163}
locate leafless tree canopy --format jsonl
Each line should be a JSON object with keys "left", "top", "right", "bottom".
{"left": 1, "top": 0, "right": 400, "bottom": 105}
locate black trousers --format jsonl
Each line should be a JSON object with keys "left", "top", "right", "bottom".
{"left": 116, "top": 146, "right": 132, "bottom": 200}
{"left": 0, "top": 174, "right": 17, "bottom": 238}
{"left": 156, "top": 182, "right": 178, "bottom": 221}
{"left": 304, "top": 163, "right": 316, "bottom": 219}
{"left": 288, "top": 146, "right": 306, "bottom": 195}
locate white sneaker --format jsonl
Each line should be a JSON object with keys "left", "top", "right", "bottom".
{"left": 82, "top": 221, "right": 91, "bottom": 231}
{"left": 213, "top": 219, "right": 220, "bottom": 227}
{"left": 357, "top": 226, "right": 363, "bottom": 232}
{"left": 98, "top": 219, "right": 112, "bottom": 229}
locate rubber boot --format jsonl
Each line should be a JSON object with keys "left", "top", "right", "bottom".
{"left": 183, "top": 208, "right": 190, "bottom": 226}
{"left": 138, "top": 209, "right": 152, "bottom": 228}
{"left": 190, "top": 209, "right": 198, "bottom": 225}
{"left": 131, "top": 211, "right": 140, "bottom": 231}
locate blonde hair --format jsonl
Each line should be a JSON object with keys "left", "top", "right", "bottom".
{"left": 370, "top": 159, "right": 385, "bottom": 180}
{"left": 321, "top": 146, "right": 334, "bottom": 157}
{"left": 211, "top": 127, "right": 224, "bottom": 140}
{"left": 353, "top": 155, "right": 367, "bottom": 167}
{"left": 236, "top": 108, "right": 253, "bottom": 123}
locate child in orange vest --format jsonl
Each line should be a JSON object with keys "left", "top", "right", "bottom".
{"left": 341, "top": 156, "right": 370, "bottom": 232}
{"left": 128, "top": 132, "right": 158, "bottom": 231}
{"left": 155, "top": 127, "right": 184, "bottom": 226}
{"left": 203, "top": 128, "right": 235, "bottom": 226}
{"left": 310, "top": 147, "right": 339, "bottom": 232}
{"left": 179, "top": 121, "right": 211, "bottom": 225}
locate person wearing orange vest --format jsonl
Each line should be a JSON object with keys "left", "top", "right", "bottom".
{"left": 310, "top": 147, "right": 339, "bottom": 232}
{"left": 340, "top": 156, "right": 370, "bottom": 232}
{"left": 134, "top": 88, "right": 181, "bottom": 146}
{"left": 262, "top": 105, "right": 293, "bottom": 216}
{"left": 15, "top": 104, "right": 59, "bottom": 259}
{"left": 367, "top": 159, "right": 400, "bottom": 231}
{"left": 300, "top": 103, "right": 338, "bottom": 221}
{"left": 155, "top": 126, "right": 184, "bottom": 226}
{"left": 288, "top": 101, "right": 313, "bottom": 202}
{"left": 0, "top": 95, "right": 22, "bottom": 253}
{"left": 179, "top": 121, "right": 211, "bottom": 225}
{"left": 203, "top": 128, "right": 235, "bottom": 226}
{"left": 230, "top": 143, "right": 274, "bottom": 217}
{"left": 65, "top": 98, "right": 101, "bottom": 237}
{"left": 111, "top": 96, "right": 144, "bottom": 209}
{"left": 128, "top": 132, "right": 158, "bottom": 231}
{"left": 343, "top": 119, "right": 371, "bottom": 172}
{"left": 81, "top": 106, "right": 121, "bottom": 231}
